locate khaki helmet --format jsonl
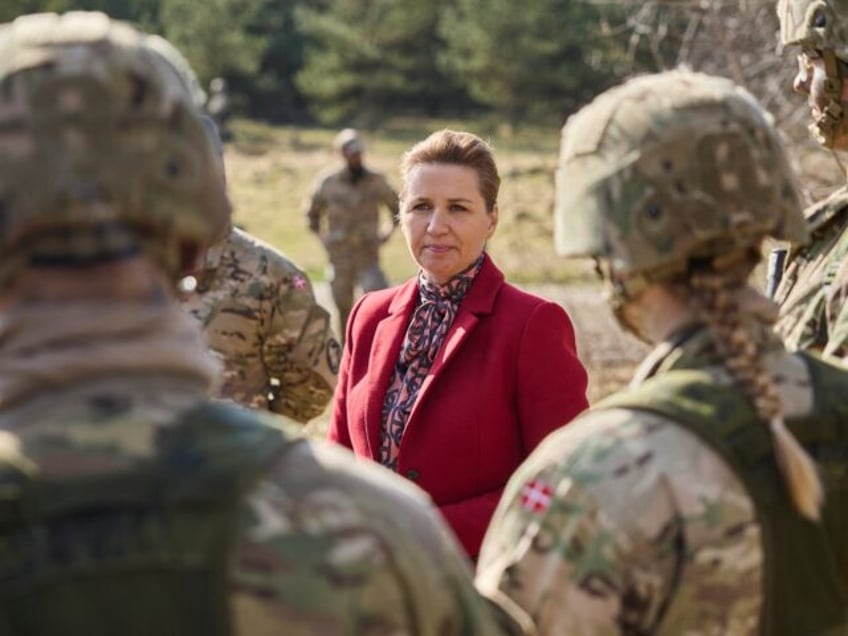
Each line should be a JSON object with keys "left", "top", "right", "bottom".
{"left": 0, "top": 11, "right": 230, "bottom": 284}
{"left": 777, "top": 0, "right": 848, "bottom": 147}
{"left": 334, "top": 128, "right": 363, "bottom": 153}
{"left": 555, "top": 70, "right": 807, "bottom": 301}
{"left": 778, "top": 0, "right": 848, "bottom": 59}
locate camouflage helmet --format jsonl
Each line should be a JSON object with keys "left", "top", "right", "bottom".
{"left": 0, "top": 11, "right": 230, "bottom": 283}
{"left": 555, "top": 70, "right": 807, "bottom": 299}
{"left": 777, "top": 0, "right": 848, "bottom": 59}
{"left": 777, "top": 0, "right": 848, "bottom": 147}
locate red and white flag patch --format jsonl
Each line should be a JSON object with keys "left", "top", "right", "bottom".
{"left": 520, "top": 479, "right": 554, "bottom": 514}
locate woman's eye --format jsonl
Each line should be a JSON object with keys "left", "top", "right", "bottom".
{"left": 450, "top": 204, "right": 468, "bottom": 212}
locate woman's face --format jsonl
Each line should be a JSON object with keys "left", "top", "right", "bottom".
{"left": 400, "top": 163, "right": 497, "bottom": 285}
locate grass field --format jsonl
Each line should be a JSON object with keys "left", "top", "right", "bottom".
{"left": 223, "top": 117, "right": 598, "bottom": 289}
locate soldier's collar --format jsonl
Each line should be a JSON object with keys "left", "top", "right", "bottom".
{"left": 804, "top": 183, "right": 848, "bottom": 235}
{"left": 202, "top": 232, "right": 231, "bottom": 270}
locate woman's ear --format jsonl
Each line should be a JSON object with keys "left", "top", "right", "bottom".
{"left": 487, "top": 205, "right": 499, "bottom": 238}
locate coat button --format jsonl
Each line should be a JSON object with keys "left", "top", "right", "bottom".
{"left": 405, "top": 469, "right": 420, "bottom": 481}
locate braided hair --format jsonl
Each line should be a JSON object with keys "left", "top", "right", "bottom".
{"left": 689, "top": 250, "right": 823, "bottom": 521}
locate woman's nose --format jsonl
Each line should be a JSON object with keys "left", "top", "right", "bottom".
{"left": 427, "top": 207, "right": 449, "bottom": 233}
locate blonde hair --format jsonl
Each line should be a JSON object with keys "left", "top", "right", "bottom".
{"left": 689, "top": 251, "right": 823, "bottom": 521}
{"left": 400, "top": 129, "right": 500, "bottom": 212}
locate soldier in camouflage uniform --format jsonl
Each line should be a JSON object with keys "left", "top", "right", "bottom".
{"left": 773, "top": 0, "right": 848, "bottom": 359}
{"left": 0, "top": 12, "right": 508, "bottom": 635}
{"left": 182, "top": 222, "right": 340, "bottom": 422}
{"left": 306, "top": 128, "right": 400, "bottom": 339}
{"left": 163, "top": 50, "right": 337, "bottom": 423}
{"left": 476, "top": 71, "right": 848, "bottom": 635}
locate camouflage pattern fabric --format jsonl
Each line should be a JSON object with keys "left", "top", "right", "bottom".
{"left": 0, "top": 12, "right": 230, "bottom": 283}
{"left": 777, "top": 0, "right": 848, "bottom": 60}
{"left": 306, "top": 166, "right": 399, "bottom": 334}
{"left": 554, "top": 71, "right": 806, "bottom": 297}
{"left": 476, "top": 326, "right": 822, "bottom": 635}
{"left": 0, "top": 302, "right": 504, "bottom": 635}
{"left": 774, "top": 185, "right": 848, "bottom": 360}
{"left": 181, "top": 227, "right": 340, "bottom": 422}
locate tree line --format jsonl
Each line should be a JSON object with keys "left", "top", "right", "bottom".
{"left": 0, "top": 1, "right": 803, "bottom": 136}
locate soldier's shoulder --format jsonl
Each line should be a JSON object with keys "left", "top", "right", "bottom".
{"left": 229, "top": 227, "right": 311, "bottom": 279}
{"left": 521, "top": 407, "right": 679, "bottom": 481}
{"left": 260, "top": 439, "right": 437, "bottom": 516}
{"left": 314, "top": 166, "right": 347, "bottom": 187}
{"left": 230, "top": 439, "right": 471, "bottom": 616}
{"left": 805, "top": 184, "right": 848, "bottom": 234}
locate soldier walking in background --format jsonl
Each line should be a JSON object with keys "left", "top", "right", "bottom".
{"left": 477, "top": 71, "right": 847, "bottom": 634}
{"left": 306, "top": 128, "right": 400, "bottom": 339}
{"left": 773, "top": 0, "right": 848, "bottom": 360}
{"left": 0, "top": 12, "right": 510, "bottom": 635}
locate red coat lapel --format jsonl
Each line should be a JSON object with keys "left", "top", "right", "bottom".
{"left": 364, "top": 279, "right": 417, "bottom": 457}
{"left": 406, "top": 254, "right": 505, "bottom": 425}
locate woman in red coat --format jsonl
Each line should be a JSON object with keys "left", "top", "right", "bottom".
{"left": 327, "top": 129, "right": 589, "bottom": 560}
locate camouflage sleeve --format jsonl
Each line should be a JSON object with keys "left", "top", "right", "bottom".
{"left": 824, "top": 258, "right": 848, "bottom": 361}
{"left": 230, "top": 440, "right": 509, "bottom": 635}
{"left": 305, "top": 179, "right": 326, "bottom": 234}
{"left": 476, "top": 409, "right": 763, "bottom": 635}
{"left": 262, "top": 269, "right": 341, "bottom": 423}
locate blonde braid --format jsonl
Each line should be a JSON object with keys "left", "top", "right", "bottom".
{"left": 691, "top": 264, "right": 823, "bottom": 521}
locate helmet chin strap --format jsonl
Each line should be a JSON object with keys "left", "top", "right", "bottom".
{"left": 812, "top": 49, "right": 845, "bottom": 148}
{"left": 595, "top": 260, "right": 655, "bottom": 344}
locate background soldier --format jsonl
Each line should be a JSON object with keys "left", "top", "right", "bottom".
{"left": 182, "top": 224, "right": 340, "bottom": 422}
{"left": 151, "top": 39, "right": 337, "bottom": 423}
{"left": 180, "top": 123, "right": 339, "bottom": 422}
{"left": 205, "top": 76, "right": 231, "bottom": 139}
{"left": 306, "top": 128, "right": 399, "bottom": 339}
{"left": 0, "top": 12, "right": 507, "bottom": 634}
{"left": 773, "top": 0, "right": 848, "bottom": 359}
{"left": 476, "top": 71, "right": 847, "bottom": 634}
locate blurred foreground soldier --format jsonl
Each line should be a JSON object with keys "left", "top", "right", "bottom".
{"left": 306, "top": 128, "right": 399, "bottom": 338}
{"left": 773, "top": 0, "right": 848, "bottom": 359}
{"left": 0, "top": 12, "right": 505, "bottom": 635}
{"left": 476, "top": 71, "right": 848, "bottom": 635}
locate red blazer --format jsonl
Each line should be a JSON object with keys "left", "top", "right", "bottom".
{"left": 327, "top": 254, "right": 589, "bottom": 558}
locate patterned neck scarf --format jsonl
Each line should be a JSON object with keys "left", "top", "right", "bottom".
{"left": 379, "top": 255, "right": 484, "bottom": 470}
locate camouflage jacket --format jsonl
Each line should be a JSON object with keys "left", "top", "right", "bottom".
{"left": 305, "top": 166, "right": 399, "bottom": 250}
{"left": 0, "top": 342, "right": 505, "bottom": 634}
{"left": 476, "top": 325, "right": 825, "bottom": 635}
{"left": 774, "top": 185, "right": 848, "bottom": 360}
{"left": 181, "top": 227, "right": 340, "bottom": 422}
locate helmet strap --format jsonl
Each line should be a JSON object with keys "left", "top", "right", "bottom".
{"left": 812, "top": 49, "right": 845, "bottom": 148}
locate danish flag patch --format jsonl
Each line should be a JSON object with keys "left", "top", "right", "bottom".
{"left": 520, "top": 479, "right": 554, "bottom": 514}
{"left": 292, "top": 275, "right": 307, "bottom": 289}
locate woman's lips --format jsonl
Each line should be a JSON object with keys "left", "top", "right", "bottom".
{"left": 424, "top": 245, "right": 453, "bottom": 253}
